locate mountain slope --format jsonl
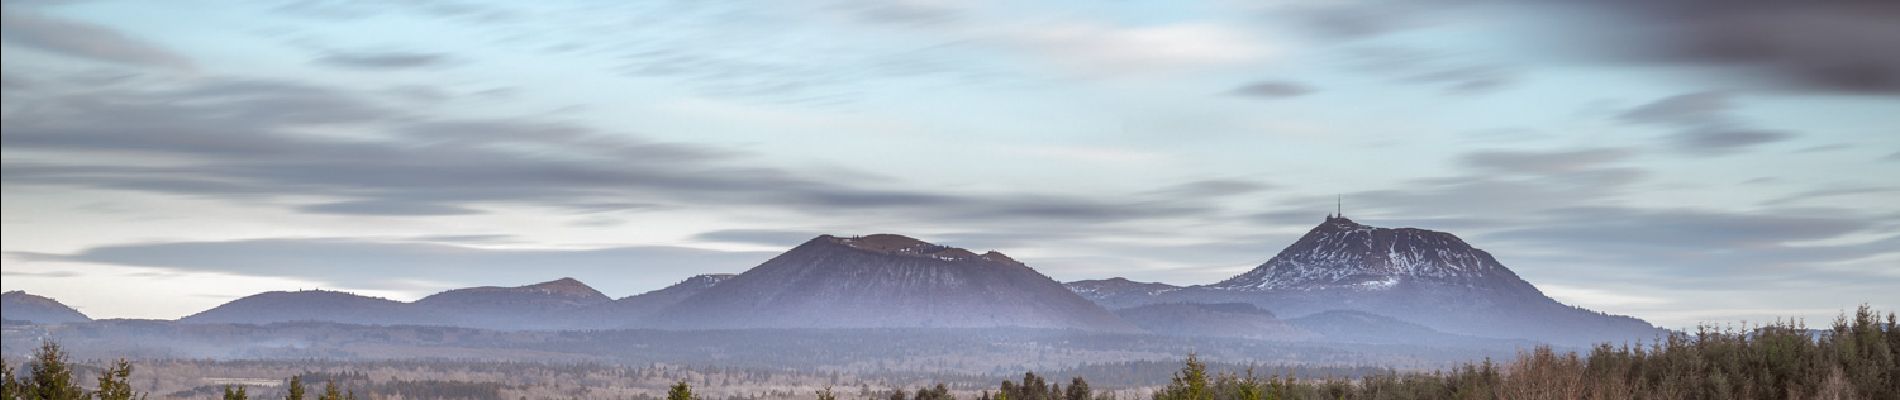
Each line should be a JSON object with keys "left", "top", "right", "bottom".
{"left": 181, "top": 290, "right": 436, "bottom": 326}
{"left": 652, "top": 234, "right": 1139, "bottom": 332}
{"left": 1065, "top": 278, "right": 1183, "bottom": 309}
{"left": 567, "top": 273, "right": 736, "bottom": 328}
{"left": 1, "top": 291, "right": 91, "bottom": 323}
{"left": 1113, "top": 303, "right": 1314, "bottom": 341}
{"left": 1284, "top": 310, "right": 1526, "bottom": 346}
{"left": 416, "top": 277, "right": 611, "bottom": 330}
{"left": 1110, "top": 216, "right": 1662, "bottom": 345}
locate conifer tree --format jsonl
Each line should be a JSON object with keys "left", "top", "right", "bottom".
{"left": 222, "top": 386, "right": 248, "bottom": 400}
{"left": 92, "top": 359, "right": 141, "bottom": 400}
{"left": 23, "top": 341, "right": 85, "bottom": 400}
{"left": 1064, "top": 377, "right": 1089, "bottom": 400}
{"left": 1152, "top": 354, "right": 1209, "bottom": 400}
{"left": 285, "top": 376, "right": 305, "bottom": 400}
{"left": 816, "top": 386, "right": 836, "bottom": 400}
{"left": 667, "top": 380, "right": 696, "bottom": 400}
{"left": 2, "top": 364, "right": 18, "bottom": 400}
{"left": 317, "top": 381, "right": 342, "bottom": 400}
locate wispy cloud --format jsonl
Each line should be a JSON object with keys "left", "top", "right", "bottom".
{"left": 0, "top": 7, "right": 194, "bottom": 70}
{"left": 315, "top": 51, "right": 454, "bottom": 70}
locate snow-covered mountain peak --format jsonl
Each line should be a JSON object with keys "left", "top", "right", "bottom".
{"left": 1213, "top": 215, "right": 1534, "bottom": 293}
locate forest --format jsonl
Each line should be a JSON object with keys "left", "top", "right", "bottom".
{"left": 0, "top": 306, "right": 1892, "bottom": 400}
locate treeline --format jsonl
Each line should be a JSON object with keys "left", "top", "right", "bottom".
{"left": 1126, "top": 305, "right": 1897, "bottom": 399}
{"left": 658, "top": 306, "right": 1899, "bottom": 400}
{"left": 3, "top": 306, "right": 1894, "bottom": 399}
{"left": 2, "top": 342, "right": 141, "bottom": 400}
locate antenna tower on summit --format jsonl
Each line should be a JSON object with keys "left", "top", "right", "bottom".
{"left": 1336, "top": 195, "right": 1342, "bottom": 218}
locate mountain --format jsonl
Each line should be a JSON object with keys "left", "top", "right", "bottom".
{"left": 416, "top": 277, "right": 611, "bottom": 330}
{"left": 1100, "top": 216, "right": 1662, "bottom": 345}
{"left": 651, "top": 234, "right": 1140, "bottom": 332}
{"left": 1, "top": 291, "right": 91, "bottom": 323}
{"left": 181, "top": 290, "right": 436, "bottom": 326}
{"left": 566, "top": 273, "right": 736, "bottom": 328}
{"left": 1064, "top": 278, "right": 1183, "bottom": 309}
{"left": 1113, "top": 303, "right": 1314, "bottom": 341}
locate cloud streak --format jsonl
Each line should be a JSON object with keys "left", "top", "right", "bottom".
{"left": 315, "top": 51, "right": 454, "bottom": 69}
{"left": 0, "top": 7, "right": 194, "bottom": 70}
{"left": 28, "top": 239, "right": 777, "bottom": 297}
{"left": 0, "top": 78, "right": 1222, "bottom": 224}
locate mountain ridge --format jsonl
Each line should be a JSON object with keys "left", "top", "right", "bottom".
{"left": 1073, "top": 215, "right": 1663, "bottom": 345}
{"left": 650, "top": 234, "right": 1140, "bottom": 332}
{"left": 1, "top": 290, "right": 91, "bottom": 324}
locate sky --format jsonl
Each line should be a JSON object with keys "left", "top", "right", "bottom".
{"left": 2, "top": 0, "right": 1897, "bottom": 330}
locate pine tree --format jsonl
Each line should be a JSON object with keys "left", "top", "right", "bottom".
{"left": 668, "top": 380, "right": 696, "bottom": 400}
{"left": 1065, "top": 377, "right": 1090, "bottom": 400}
{"left": 2, "top": 364, "right": 18, "bottom": 400}
{"left": 317, "top": 381, "right": 342, "bottom": 400}
{"left": 222, "top": 386, "right": 248, "bottom": 400}
{"left": 23, "top": 341, "right": 86, "bottom": 400}
{"left": 1153, "top": 354, "right": 1210, "bottom": 400}
{"left": 1234, "top": 369, "right": 1261, "bottom": 400}
{"left": 92, "top": 359, "right": 141, "bottom": 400}
{"left": 285, "top": 376, "right": 306, "bottom": 400}
{"left": 816, "top": 386, "right": 836, "bottom": 400}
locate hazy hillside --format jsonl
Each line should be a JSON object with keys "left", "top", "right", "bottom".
{"left": 1, "top": 290, "right": 91, "bottom": 324}
{"left": 651, "top": 234, "right": 1140, "bottom": 332}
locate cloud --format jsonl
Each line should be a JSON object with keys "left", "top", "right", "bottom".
{"left": 1147, "top": 179, "right": 1275, "bottom": 198}
{"left": 1002, "top": 22, "right": 1274, "bottom": 74}
{"left": 0, "top": 7, "right": 193, "bottom": 70}
{"left": 1336, "top": 46, "right": 1518, "bottom": 93}
{"left": 1472, "top": 207, "right": 1900, "bottom": 302}
{"left": 1276, "top": 2, "right": 1432, "bottom": 40}
{"left": 315, "top": 51, "right": 453, "bottom": 69}
{"left": 1619, "top": 91, "right": 1731, "bottom": 125}
{"left": 0, "top": 270, "right": 81, "bottom": 278}
{"left": 1280, "top": 148, "right": 1646, "bottom": 220}
{"left": 1582, "top": 0, "right": 1900, "bottom": 93}
{"left": 1229, "top": 81, "right": 1314, "bottom": 98}
{"left": 1619, "top": 91, "right": 1796, "bottom": 155}
{"left": 1405, "top": 65, "right": 1515, "bottom": 94}
{"left": 273, "top": 0, "right": 516, "bottom": 22}
{"left": 692, "top": 229, "right": 823, "bottom": 247}
{"left": 1461, "top": 148, "right": 1634, "bottom": 175}
{"left": 298, "top": 200, "right": 482, "bottom": 216}
{"left": 1668, "top": 129, "right": 1794, "bottom": 156}
{"left": 1276, "top": 0, "right": 1900, "bottom": 93}
{"left": 1884, "top": 151, "right": 1900, "bottom": 162}
{"left": 834, "top": 0, "right": 962, "bottom": 26}
{"left": 36, "top": 239, "right": 778, "bottom": 297}
{"left": 0, "top": 78, "right": 1222, "bottom": 223}
{"left": 1497, "top": 207, "right": 1874, "bottom": 250}
{"left": 1763, "top": 186, "right": 1900, "bottom": 206}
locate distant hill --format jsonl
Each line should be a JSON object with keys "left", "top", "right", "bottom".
{"left": 566, "top": 273, "right": 736, "bottom": 328}
{"left": 1064, "top": 278, "right": 1183, "bottom": 309}
{"left": 417, "top": 277, "right": 610, "bottom": 330}
{"left": 1076, "top": 216, "right": 1664, "bottom": 345}
{"left": 181, "top": 290, "right": 436, "bottom": 326}
{"left": 1, "top": 291, "right": 90, "bottom": 323}
{"left": 651, "top": 234, "right": 1140, "bottom": 332}
{"left": 1113, "top": 303, "right": 1313, "bottom": 341}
